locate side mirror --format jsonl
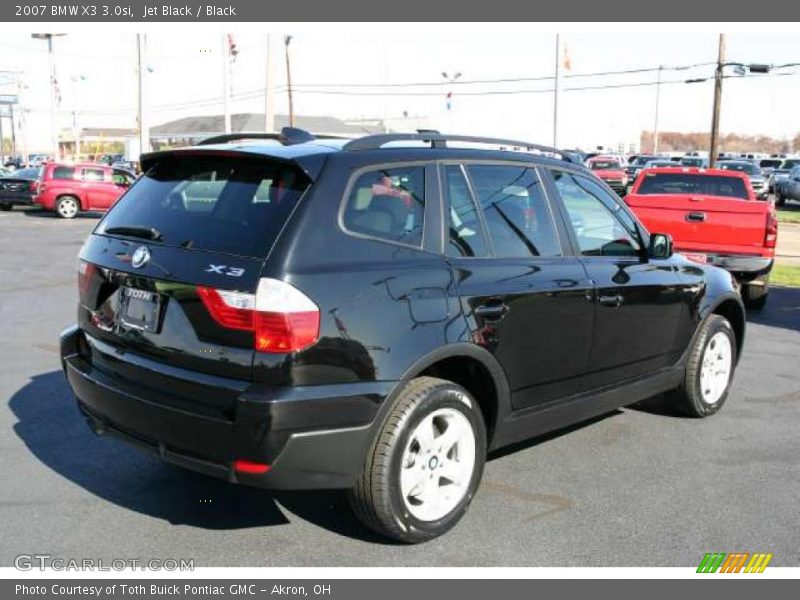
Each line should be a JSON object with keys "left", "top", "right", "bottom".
{"left": 648, "top": 233, "right": 673, "bottom": 260}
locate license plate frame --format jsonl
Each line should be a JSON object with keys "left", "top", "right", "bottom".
{"left": 119, "top": 286, "right": 162, "bottom": 333}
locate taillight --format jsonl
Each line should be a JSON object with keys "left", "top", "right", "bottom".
{"left": 765, "top": 210, "right": 778, "bottom": 248}
{"left": 78, "top": 260, "right": 96, "bottom": 294}
{"left": 197, "top": 278, "right": 320, "bottom": 353}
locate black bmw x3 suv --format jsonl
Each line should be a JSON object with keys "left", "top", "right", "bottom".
{"left": 61, "top": 128, "right": 745, "bottom": 543}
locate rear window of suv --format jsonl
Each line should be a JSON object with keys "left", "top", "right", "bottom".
{"left": 96, "top": 154, "right": 310, "bottom": 258}
{"left": 637, "top": 173, "right": 748, "bottom": 199}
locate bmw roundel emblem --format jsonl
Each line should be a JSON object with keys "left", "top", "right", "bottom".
{"left": 131, "top": 245, "right": 151, "bottom": 269}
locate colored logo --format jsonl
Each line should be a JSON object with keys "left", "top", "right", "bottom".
{"left": 697, "top": 552, "right": 773, "bottom": 573}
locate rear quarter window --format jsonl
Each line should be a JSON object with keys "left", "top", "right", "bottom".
{"left": 342, "top": 166, "right": 425, "bottom": 247}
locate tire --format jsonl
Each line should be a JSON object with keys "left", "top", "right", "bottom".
{"left": 669, "top": 315, "right": 737, "bottom": 418}
{"left": 742, "top": 278, "right": 769, "bottom": 311}
{"left": 349, "top": 376, "right": 487, "bottom": 543}
{"left": 775, "top": 192, "right": 785, "bottom": 207}
{"left": 0, "top": 203, "right": 12, "bottom": 211}
{"left": 55, "top": 196, "right": 80, "bottom": 219}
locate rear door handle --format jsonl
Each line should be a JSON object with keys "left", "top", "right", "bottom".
{"left": 686, "top": 212, "right": 706, "bottom": 222}
{"left": 598, "top": 294, "right": 624, "bottom": 307}
{"left": 474, "top": 303, "right": 509, "bottom": 320}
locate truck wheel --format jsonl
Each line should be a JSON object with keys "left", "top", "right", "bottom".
{"left": 774, "top": 192, "right": 785, "bottom": 207}
{"left": 743, "top": 278, "right": 769, "bottom": 311}
{"left": 349, "top": 376, "right": 486, "bottom": 544}
{"left": 55, "top": 196, "right": 80, "bottom": 219}
{"left": 0, "top": 203, "right": 12, "bottom": 211}
{"left": 669, "top": 315, "right": 736, "bottom": 418}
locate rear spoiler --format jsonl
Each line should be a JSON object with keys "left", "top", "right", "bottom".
{"left": 138, "top": 148, "right": 328, "bottom": 182}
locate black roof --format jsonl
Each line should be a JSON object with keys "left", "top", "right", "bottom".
{"left": 140, "top": 129, "right": 582, "bottom": 179}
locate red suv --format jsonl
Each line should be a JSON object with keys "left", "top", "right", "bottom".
{"left": 34, "top": 162, "right": 135, "bottom": 219}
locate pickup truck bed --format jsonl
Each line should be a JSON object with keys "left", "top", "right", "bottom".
{"left": 625, "top": 167, "right": 777, "bottom": 309}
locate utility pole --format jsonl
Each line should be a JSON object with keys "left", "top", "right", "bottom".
{"left": 15, "top": 72, "right": 27, "bottom": 166}
{"left": 9, "top": 104, "right": 17, "bottom": 157}
{"left": 222, "top": 35, "right": 231, "bottom": 134}
{"left": 0, "top": 110, "right": 5, "bottom": 166}
{"left": 32, "top": 34, "right": 64, "bottom": 159}
{"left": 284, "top": 35, "right": 294, "bottom": 127}
{"left": 709, "top": 34, "right": 726, "bottom": 168}
{"left": 552, "top": 34, "right": 560, "bottom": 148}
{"left": 264, "top": 35, "right": 276, "bottom": 132}
{"left": 136, "top": 34, "right": 149, "bottom": 155}
{"left": 653, "top": 65, "right": 662, "bottom": 154}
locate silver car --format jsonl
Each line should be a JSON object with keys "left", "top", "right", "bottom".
{"left": 775, "top": 165, "right": 800, "bottom": 206}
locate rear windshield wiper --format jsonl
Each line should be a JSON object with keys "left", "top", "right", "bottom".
{"left": 104, "top": 226, "right": 163, "bottom": 241}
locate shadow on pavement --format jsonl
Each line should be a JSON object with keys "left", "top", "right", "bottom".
{"left": 22, "top": 209, "right": 103, "bottom": 220}
{"left": 747, "top": 286, "right": 800, "bottom": 333}
{"left": 8, "top": 370, "right": 389, "bottom": 543}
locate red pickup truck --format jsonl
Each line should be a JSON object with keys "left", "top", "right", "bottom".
{"left": 624, "top": 167, "right": 777, "bottom": 309}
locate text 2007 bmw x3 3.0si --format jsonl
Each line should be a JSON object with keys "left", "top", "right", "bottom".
{"left": 60, "top": 128, "right": 745, "bottom": 543}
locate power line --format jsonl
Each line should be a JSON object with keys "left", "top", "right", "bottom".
{"left": 287, "top": 62, "right": 717, "bottom": 89}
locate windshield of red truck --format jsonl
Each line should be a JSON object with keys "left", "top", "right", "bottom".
{"left": 636, "top": 173, "right": 748, "bottom": 200}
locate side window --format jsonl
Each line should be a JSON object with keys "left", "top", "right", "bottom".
{"left": 112, "top": 170, "right": 134, "bottom": 186}
{"left": 552, "top": 171, "right": 642, "bottom": 258}
{"left": 446, "top": 165, "right": 489, "bottom": 258}
{"left": 343, "top": 166, "right": 425, "bottom": 247}
{"left": 82, "top": 168, "right": 106, "bottom": 182}
{"left": 467, "top": 164, "right": 561, "bottom": 258}
{"left": 51, "top": 166, "right": 75, "bottom": 180}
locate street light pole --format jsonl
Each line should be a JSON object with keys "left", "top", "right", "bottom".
{"left": 136, "top": 34, "right": 149, "bottom": 155}
{"left": 653, "top": 65, "right": 662, "bottom": 154}
{"left": 709, "top": 34, "right": 726, "bottom": 168}
{"left": 553, "top": 34, "right": 560, "bottom": 148}
{"left": 441, "top": 70, "right": 462, "bottom": 132}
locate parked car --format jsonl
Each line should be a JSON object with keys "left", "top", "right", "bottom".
{"left": 717, "top": 160, "right": 768, "bottom": 199}
{"left": 29, "top": 154, "right": 51, "bottom": 167}
{"left": 758, "top": 158, "right": 783, "bottom": 179}
{"left": 0, "top": 167, "right": 41, "bottom": 210}
{"left": 587, "top": 155, "right": 628, "bottom": 195}
{"left": 624, "top": 167, "right": 776, "bottom": 309}
{"left": 774, "top": 165, "right": 800, "bottom": 207}
{"left": 3, "top": 155, "right": 28, "bottom": 170}
{"left": 98, "top": 153, "right": 124, "bottom": 166}
{"left": 61, "top": 129, "right": 747, "bottom": 543}
{"left": 768, "top": 158, "right": 800, "bottom": 194}
{"left": 680, "top": 156, "right": 710, "bottom": 168}
{"left": 33, "top": 162, "right": 136, "bottom": 218}
{"left": 625, "top": 154, "right": 659, "bottom": 182}
{"left": 0, "top": 167, "right": 11, "bottom": 178}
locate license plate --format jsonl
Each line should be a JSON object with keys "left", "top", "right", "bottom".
{"left": 119, "top": 287, "right": 162, "bottom": 332}
{"left": 683, "top": 252, "right": 708, "bottom": 265}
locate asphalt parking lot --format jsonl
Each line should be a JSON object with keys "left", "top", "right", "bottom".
{"left": 1, "top": 207, "right": 798, "bottom": 568}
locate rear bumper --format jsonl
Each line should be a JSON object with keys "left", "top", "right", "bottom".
{"left": 698, "top": 254, "right": 774, "bottom": 281}
{"left": 0, "top": 193, "right": 35, "bottom": 206}
{"left": 60, "top": 325, "right": 391, "bottom": 490}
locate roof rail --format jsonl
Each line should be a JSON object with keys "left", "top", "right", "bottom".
{"left": 197, "top": 127, "right": 345, "bottom": 147}
{"left": 342, "top": 131, "right": 575, "bottom": 162}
